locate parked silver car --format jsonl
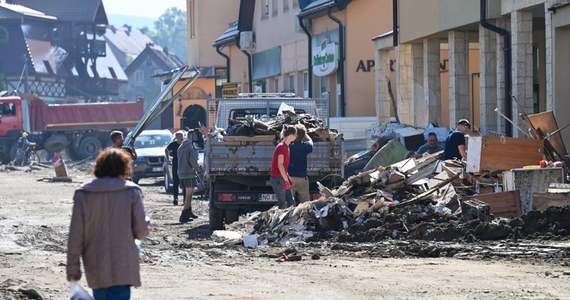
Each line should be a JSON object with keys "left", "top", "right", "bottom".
{"left": 130, "top": 129, "right": 173, "bottom": 184}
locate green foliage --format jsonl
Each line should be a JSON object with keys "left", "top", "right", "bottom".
{"left": 148, "top": 7, "right": 188, "bottom": 63}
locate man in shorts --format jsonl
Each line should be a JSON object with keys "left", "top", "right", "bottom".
{"left": 177, "top": 129, "right": 203, "bottom": 223}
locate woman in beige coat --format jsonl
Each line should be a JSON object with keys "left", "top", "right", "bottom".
{"left": 67, "top": 148, "right": 149, "bottom": 299}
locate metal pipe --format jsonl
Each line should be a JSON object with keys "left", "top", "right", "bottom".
{"left": 215, "top": 45, "right": 231, "bottom": 82}
{"left": 481, "top": 0, "right": 512, "bottom": 136}
{"left": 124, "top": 66, "right": 200, "bottom": 146}
{"left": 494, "top": 108, "right": 531, "bottom": 138}
{"left": 393, "top": 0, "right": 398, "bottom": 46}
{"left": 297, "top": 14, "right": 313, "bottom": 97}
{"left": 327, "top": 7, "right": 345, "bottom": 116}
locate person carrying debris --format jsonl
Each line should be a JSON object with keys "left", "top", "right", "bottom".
{"left": 165, "top": 130, "right": 186, "bottom": 206}
{"left": 270, "top": 125, "right": 297, "bottom": 209}
{"left": 288, "top": 124, "right": 313, "bottom": 204}
{"left": 444, "top": 119, "right": 471, "bottom": 160}
{"left": 415, "top": 132, "right": 443, "bottom": 158}
{"left": 177, "top": 129, "right": 203, "bottom": 223}
{"left": 67, "top": 148, "right": 150, "bottom": 299}
{"left": 110, "top": 130, "right": 137, "bottom": 160}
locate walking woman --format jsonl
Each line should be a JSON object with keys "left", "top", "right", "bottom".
{"left": 67, "top": 148, "right": 150, "bottom": 300}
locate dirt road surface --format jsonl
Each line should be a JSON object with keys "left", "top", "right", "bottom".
{"left": 0, "top": 163, "right": 569, "bottom": 299}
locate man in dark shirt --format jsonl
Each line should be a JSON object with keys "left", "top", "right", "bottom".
{"left": 288, "top": 124, "right": 313, "bottom": 204}
{"left": 443, "top": 119, "right": 471, "bottom": 160}
{"left": 165, "top": 131, "right": 185, "bottom": 206}
{"left": 110, "top": 130, "right": 137, "bottom": 160}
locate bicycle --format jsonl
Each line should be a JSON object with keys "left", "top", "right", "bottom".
{"left": 14, "top": 144, "right": 40, "bottom": 166}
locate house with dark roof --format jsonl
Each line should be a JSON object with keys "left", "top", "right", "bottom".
{"left": 121, "top": 43, "right": 185, "bottom": 129}
{"left": 104, "top": 25, "right": 154, "bottom": 69}
{"left": 0, "top": 0, "right": 127, "bottom": 102}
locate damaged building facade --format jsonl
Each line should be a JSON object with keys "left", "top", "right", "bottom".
{"left": 374, "top": 0, "right": 570, "bottom": 148}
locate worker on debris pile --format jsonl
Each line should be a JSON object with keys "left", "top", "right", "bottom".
{"left": 270, "top": 125, "right": 297, "bottom": 209}
{"left": 415, "top": 132, "right": 443, "bottom": 158}
{"left": 288, "top": 124, "right": 313, "bottom": 204}
{"left": 110, "top": 130, "right": 137, "bottom": 160}
{"left": 177, "top": 129, "right": 203, "bottom": 223}
{"left": 67, "top": 148, "right": 150, "bottom": 299}
{"left": 165, "top": 130, "right": 186, "bottom": 206}
{"left": 443, "top": 119, "right": 471, "bottom": 160}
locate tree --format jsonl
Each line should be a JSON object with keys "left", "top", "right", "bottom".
{"left": 148, "top": 8, "right": 188, "bottom": 63}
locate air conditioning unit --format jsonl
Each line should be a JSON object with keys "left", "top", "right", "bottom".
{"left": 240, "top": 31, "right": 255, "bottom": 51}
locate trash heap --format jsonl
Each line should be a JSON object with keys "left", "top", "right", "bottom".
{"left": 216, "top": 148, "right": 570, "bottom": 246}
{"left": 210, "top": 109, "right": 570, "bottom": 247}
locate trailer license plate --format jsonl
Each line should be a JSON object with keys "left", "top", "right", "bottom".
{"left": 152, "top": 167, "right": 163, "bottom": 172}
{"left": 260, "top": 194, "right": 276, "bottom": 202}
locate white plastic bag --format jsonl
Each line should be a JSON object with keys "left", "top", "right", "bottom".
{"left": 69, "top": 281, "right": 94, "bottom": 300}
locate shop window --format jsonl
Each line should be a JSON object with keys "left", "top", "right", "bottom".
{"left": 262, "top": 0, "right": 269, "bottom": 19}
{"left": 283, "top": 0, "right": 289, "bottom": 12}
{"left": 272, "top": 0, "right": 278, "bottom": 16}
{"left": 320, "top": 76, "right": 327, "bottom": 94}
{"left": 288, "top": 74, "right": 295, "bottom": 93}
{"left": 274, "top": 77, "right": 279, "bottom": 92}
{"left": 293, "top": 0, "right": 299, "bottom": 8}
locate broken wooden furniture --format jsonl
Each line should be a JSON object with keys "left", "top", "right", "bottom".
{"left": 465, "top": 136, "right": 544, "bottom": 173}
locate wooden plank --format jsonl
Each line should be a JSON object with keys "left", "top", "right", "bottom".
{"left": 465, "top": 190, "right": 522, "bottom": 218}
{"left": 222, "top": 135, "right": 276, "bottom": 142}
{"left": 466, "top": 136, "right": 544, "bottom": 173}
{"left": 528, "top": 111, "right": 567, "bottom": 156}
{"left": 532, "top": 192, "right": 570, "bottom": 211}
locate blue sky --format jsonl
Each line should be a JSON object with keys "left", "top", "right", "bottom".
{"left": 102, "top": 0, "right": 186, "bottom": 19}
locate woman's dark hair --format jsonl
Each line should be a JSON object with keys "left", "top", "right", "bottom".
{"left": 93, "top": 148, "right": 131, "bottom": 179}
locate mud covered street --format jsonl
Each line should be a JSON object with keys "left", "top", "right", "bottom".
{"left": 0, "top": 164, "right": 569, "bottom": 299}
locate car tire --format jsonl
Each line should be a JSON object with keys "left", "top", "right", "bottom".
{"left": 209, "top": 206, "right": 224, "bottom": 231}
{"left": 132, "top": 176, "right": 140, "bottom": 184}
{"left": 164, "top": 170, "right": 173, "bottom": 194}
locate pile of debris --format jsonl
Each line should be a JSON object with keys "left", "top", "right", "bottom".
{"left": 215, "top": 138, "right": 569, "bottom": 247}
{"left": 220, "top": 111, "right": 337, "bottom": 142}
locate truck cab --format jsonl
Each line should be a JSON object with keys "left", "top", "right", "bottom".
{"left": 0, "top": 96, "right": 26, "bottom": 162}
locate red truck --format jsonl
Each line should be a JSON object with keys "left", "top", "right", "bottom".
{"left": 0, "top": 94, "right": 144, "bottom": 163}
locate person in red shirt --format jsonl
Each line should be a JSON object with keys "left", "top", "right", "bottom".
{"left": 270, "top": 125, "right": 297, "bottom": 209}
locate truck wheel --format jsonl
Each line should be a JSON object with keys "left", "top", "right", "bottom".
{"left": 209, "top": 207, "right": 224, "bottom": 231}
{"left": 224, "top": 209, "right": 239, "bottom": 225}
{"left": 44, "top": 135, "right": 68, "bottom": 153}
{"left": 131, "top": 176, "right": 140, "bottom": 184}
{"left": 78, "top": 136, "right": 102, "bottom": 159}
